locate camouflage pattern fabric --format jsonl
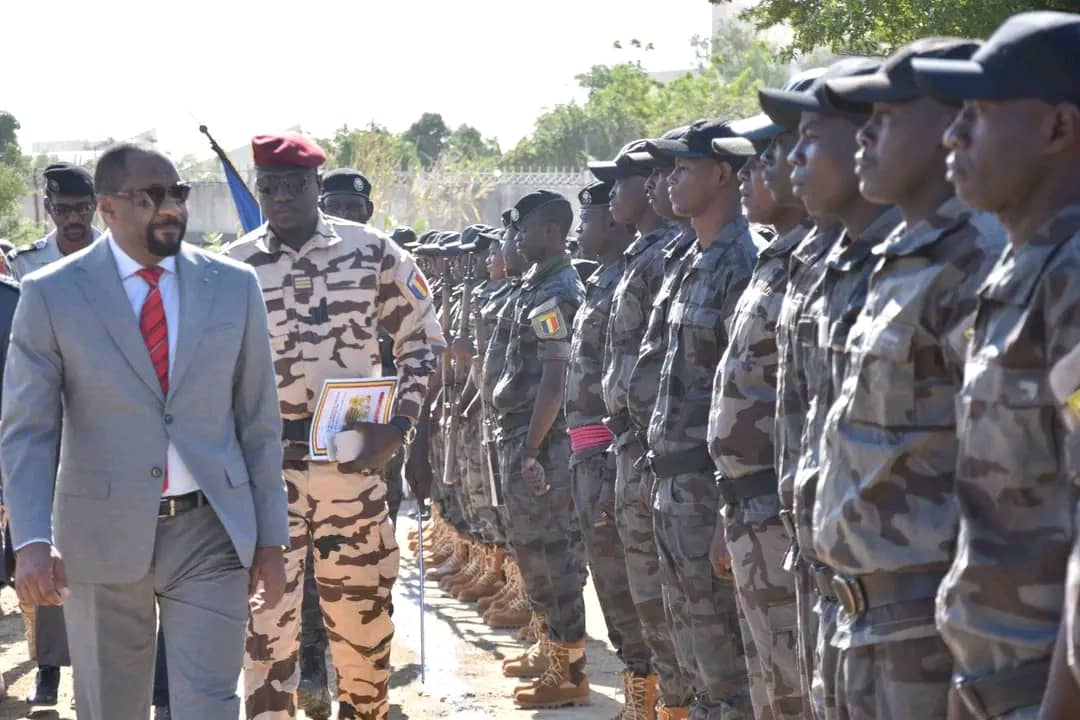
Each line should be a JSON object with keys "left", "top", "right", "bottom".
{"left": 228, "top": 215, "right": 442, "bottom": 720}
{"left": 567, "top": 260, "right": 625, "bottom": 429}
{"left": 938, "top": 205, "right": 1080, "bottom": 713}
{"left": 649, "top": 218, "right": 760, "bottom": 719}
{"left": 245, "top": 463, "right": 399, "bottom": 720}
{"left": 834, "top": 635, "right": 952, "bottom": 720}
{"left": 814, "top": 199, "right": 1005, "bottom": 658}
{"left": 710, "top": 224, "right": 812, "bottom": 720}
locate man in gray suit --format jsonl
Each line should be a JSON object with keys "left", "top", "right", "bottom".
{"left": 0, "top": 144, "right": 289, "bottom": 720}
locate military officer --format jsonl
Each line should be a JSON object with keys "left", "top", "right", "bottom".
{"left": 227, "top": 134, "right": 444, "bottom": 720}
{"left": 9, "top": 163, "right": 101, "bottom": 282}
{"left": 491, "top": 190, "right": 589, "bottom": 709}
{"left": 913, "top": 13, "right": 1080, "bottom": 719}
{"left": 319, "top": 168, "right": 374, "bottom": 224}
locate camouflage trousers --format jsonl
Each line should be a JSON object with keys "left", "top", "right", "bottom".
{"left": 834, "top": 635, "right": 951, "bottom": 720}
{"left": 653, "top": 471, "right": 752, "bottom": 719}
{"left": 724, "top": 503, "right": 804, "bottom": 720}
{"left": 498, "top": 430, "right": 587, "bottom": 642}
{"left": 244, "top": 462, "right": 399, "bottom": 720}
{"left": 812, "top": 595, "right": 840, "bottom": 720}
{"left": 480, "top": 439, "right": 508, "bottom": 545}
{"left": 614, "top": 441, "right": 694, "bottom": 705}
{"left": 570, "top": 447, "right": 650, "bottom": 674}
{"left": 461, "top": 415, "right": 504, "bottom": 544}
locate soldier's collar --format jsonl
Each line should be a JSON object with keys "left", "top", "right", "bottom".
{"left": 827, "top": 206, "right": 901, "bottom": 272}
{"left": 522, "top": 252, "right": 572, "bottom": 289}
{"left": 759, "top": 221, "right": 813, "bottom": 260}
{"left": 979, "top": 204, "right": 1080, "bottom": 305}
{"left": 698, "top": 215, "right": 749, "bottom": 255}
{"left": 626, "top": 220, "right": 677, "bottom": 258}
{"left": 256, "top": 212, "right": 343, "bottom": 256}
{"left": 876, "top": 196, "right": 969, "bottom": 258}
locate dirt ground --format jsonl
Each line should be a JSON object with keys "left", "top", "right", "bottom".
{"left": 0, "top": 506, "right": 625, "bottom": 719}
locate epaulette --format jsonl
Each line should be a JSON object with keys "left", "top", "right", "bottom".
{"left": 10, "top": 238, "right": 48, "bottom": 257}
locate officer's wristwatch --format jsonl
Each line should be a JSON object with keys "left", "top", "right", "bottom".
{"left": 388, "top": 415, "right": 417, "bottom": 445}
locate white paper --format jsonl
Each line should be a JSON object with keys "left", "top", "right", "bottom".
{"left": 309, "top": 377, "right": 397, "bottom": 461}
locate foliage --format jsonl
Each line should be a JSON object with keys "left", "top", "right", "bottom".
{"left": 0, "top": 112, "right": 45, "bottom": 245}
{"left": 715, "top": 0, "right": 1080, "bottom": 55}
{"left": 401, "top": 112, "right": 451, "bottom": 169}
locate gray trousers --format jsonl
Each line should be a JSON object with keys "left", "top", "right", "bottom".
{"left": 65, "top": 504, "right": 249, "bottom": 720}
{"left": 34, "top": 604, "right": 70, "bottom": 666}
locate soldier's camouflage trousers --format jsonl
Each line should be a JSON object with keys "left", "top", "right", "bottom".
{"left": 245, "top": 462, "right": 399, "bottom": 720}
{"left": 812, "top": 597, "right": 840, "bottom": 720}
{"left": 614, "top": 443, "right": 694, "bottom": 706}
{"left": 499, "top": 430, "right": 587, "bottom": 642}
{"left": 653, "top": 471, "right": 752, "bottom": 719}
{"left": 430, "top": 421, "right": 467, "bottom": 533}
{"left": 570, "top": 448, "right": 649, "bottom": 674}
{"left": 834, "top": 635, "right": 951, "bottom": 720}
{"left": 481, "top": 438, "right": 508, "bottom": 545}
{"left": 462, "top": 415, "right": 504, "bottom": 544}
{"left": 724, "top": 504, "right": 805, "bottom": 720}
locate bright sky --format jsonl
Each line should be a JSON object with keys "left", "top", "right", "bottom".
{"left": 2, "top": 0, "right": 712, "bottom": 159}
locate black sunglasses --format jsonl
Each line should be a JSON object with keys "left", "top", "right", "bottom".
{"left": 110, "top": 182, "right": 192, "bottom": 208}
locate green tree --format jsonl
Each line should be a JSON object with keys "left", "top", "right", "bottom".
{"left": 401, "top": 112, "right": 451, "bottom": 169}
{"left": 716, "top": 0, "right": 1080, "bottom": 54}
{"left": 445, "top": 124, "right": 501, "bottom": 163}
{"left": 0, "top": 111, "right": 42, "bottom": 245}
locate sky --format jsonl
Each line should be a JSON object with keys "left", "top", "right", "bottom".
{"left": 2, "top": 0, "right": 713, "bottom": 160}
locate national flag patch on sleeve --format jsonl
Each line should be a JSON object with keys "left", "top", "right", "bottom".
{"left": 528, "top": 298, "right": 568, "bottom": 340}
{"left": 405, "top": 270, "right": 430, "bottom": 300}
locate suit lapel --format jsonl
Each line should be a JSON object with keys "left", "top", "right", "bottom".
{"left": 74, "top": 235, "right": 164, "bottom": 400}
{"left": 169, "top": 244, "right": 217, "bottom": 397}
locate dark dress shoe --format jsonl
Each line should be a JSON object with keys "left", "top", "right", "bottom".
{"left": 25, "top": 665, "right": 60, "bottom": 706}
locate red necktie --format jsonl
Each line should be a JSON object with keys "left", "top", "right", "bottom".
{"left": 137, "top": 266, "right": 169, "bottom": 492}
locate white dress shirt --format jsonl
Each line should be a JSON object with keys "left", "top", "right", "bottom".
{"left": 108, "top": 237, "right": 199, "bottom": 497}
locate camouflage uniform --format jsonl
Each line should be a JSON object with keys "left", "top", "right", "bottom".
{"left": 773, "top": 224, "right": 839, "bottom": 714}
{"left": 648, "top": 216, "right": 759, "bottom": 719}
{"left": 708, "top": 224, "right": 813, "bottom": 720}
{"left": 938, "top": 205, "right": 1080, "bottom": 719}
{"left": 792, "top": 207, "right": 901, "bottom": 719}
{"left": 811, "top": 198, "right": 1005, "bottom": 719}
{"left": 492, "top": 252, "right": 588, "bottom": 645}
{"left": 566, "top": 257, "right": 650, "bottom": 675}
{"left": 480, "top": 279, "right": 520, "bottom": 544}
{"left": 227, "top": 214, "right": 443, "bottom": 720}
{"left": 619, "top": 224, "right": 698, "bottom": 706}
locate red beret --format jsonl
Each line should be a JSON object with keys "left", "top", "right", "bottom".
{"left": 251, "top": 134, "right": 326, "bottom": 169}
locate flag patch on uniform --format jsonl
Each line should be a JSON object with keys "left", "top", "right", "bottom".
{"left": 406, "top": 270, "right": 429, "bottom": 300}
{"left": 536, "top": 310, "right": 561, "bottom": 336}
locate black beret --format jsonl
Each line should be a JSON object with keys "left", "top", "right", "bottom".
{"left": 321, "top": 168, "right": 372, "bottom": 199}
{"left": 43, "top": 163, "right": 93, "bottom": 197}
{"left": 390, "top": 226, "right": 417, "bottom": 248}
{"left": 579, "top": 180, "right": 614, "bottom": 209}
{"left": 510, "top": 190, "right": 571, "bottom": 226}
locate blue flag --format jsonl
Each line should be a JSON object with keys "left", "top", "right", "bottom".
{"left": 222, "top": 159, "right": 263, "bottom": 234}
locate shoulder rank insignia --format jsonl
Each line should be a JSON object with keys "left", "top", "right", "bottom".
{"left": 528, "top": 297, "right": 568, "bottom": 340}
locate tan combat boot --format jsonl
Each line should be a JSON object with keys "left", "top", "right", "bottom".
{"left": 452, "top": 542, "right": 490, "bottom": 595}
{"left": 502, "top": 614, "right": 551, "bottom": 678}
{"left": 479, "top": 559, "right": 517, "bottom": 614}
{"left": 612, "top": 672, "right": 658, "bottom": 720}
{"left": 655, "top": 704, "right": 689, "bottom": 720}
{"left": 441, "top": 541, "right": 479, "bottom": 591}
{"left": 483, "top": 583, "right": 532, "bottom": 628}
{"left": 459, "top": 546, "right": 505, "bottom": 602}
{"left": 426, "top": 535, "right": 468, "bottom": 580}
{"left": 425, "top": 525, "right": 457, "bottom": 567}
{"left": 513, "top": 640, "right": 590, "bottom": 709}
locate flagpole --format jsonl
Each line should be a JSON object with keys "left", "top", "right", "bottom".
{"left": 198, "top": 125, "right": 258, "bottom": 206}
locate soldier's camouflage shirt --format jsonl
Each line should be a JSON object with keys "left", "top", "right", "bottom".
{"left": 627, "top": 227, "right": 697, "bottom": 439}
{"left": 647, "top": 216, "right": 758, "bottom": 457}
{"left": 567, "top": 260, "right": 624, "bottom": 430}
{"left": 937, "top": 205, "right": 1080, "bottom": 680}
{"left": 481, "top": 280, "right": 520, "bottom": 443}
{"left": 602, "top": 221, "right": 679, "bottom": 444}
{"left": 813, "top": 198, "right": 1005, "bottom": 647}
{"left": 709, "top": 224, "right": 811, "bottom": 522}
{"left": 492, "top": 253, "right": 584, "bottom": 436}
{"left": 775, "top": 225, "right": 839, "bottom": 510}
{"left": 226, "top": 214, "right": 444, "bottom": 426}
{"left": 791, "top": 207, "right": 901, "bottom": 563}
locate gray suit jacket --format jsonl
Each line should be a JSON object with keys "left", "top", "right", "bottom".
{"left": 1, "top": 236, "right": 288, "bottom": 584}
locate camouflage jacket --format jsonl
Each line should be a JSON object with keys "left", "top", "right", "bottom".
{"left": 791, "top": 207, "right": 901, "bottom": 562}
{"left": 774, "top": 225, "right": 838, "bottom": 511}
{"left": 647, "top": 216, "right": 758, "bottom": 457}
{"left": 480, "top": 280, "right": 520, "bottom": 443}
{"left": 226, "top": 213, "right": 444, "bottom": 425}
{"left": 492, "top": 253, "right": 584, "bottom": 436}
{"left": 626, "top": 227, "right": 698, "bottom": 439}
{"left": 938, "top": 205, "right": 1080, "bottom": 679}
{"left": 815, "top": 198, "right": 1005, "bottom": 647}
{"left": 602, "top": 221, "right": 680, "bottom": 445}
{"left": 567, "top": 259, "right": 624, "bottom": 430}
{"left": 709, "top": 224, "right": 811, "bottom": 523}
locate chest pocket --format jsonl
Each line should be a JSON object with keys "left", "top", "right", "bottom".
{"left": 323, "top": 269, "right": 377, "bottom": 330}
{"left": 843, "top": 319, "right": 916, "bottom": 427}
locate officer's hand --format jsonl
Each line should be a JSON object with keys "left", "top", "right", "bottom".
{"left": 336, "top": 423, "right": 404, "bottom": 473}
{"left": 594, "top": 481, "right": 616, "bottom": 528}
{"left": 249, "top": 546, "right": 286, "bottom": 613}
{"left": 709, "top": 525, "right": 732, "bottom": 579}
{"left": 15, "top": 542, "right": 66, "bottom": 607}
{"left": 522, "top": 457, "right": 550, "bottom": 496}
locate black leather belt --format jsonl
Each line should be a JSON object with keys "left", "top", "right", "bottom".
{"left": 603, "top": 411, "right": 631, "bottom": 437}
{"left": 954, "top": 660, "right": 1051, "bottom": 720}
{"left": 282, "top": 417, "right": 313, "bottom": 443}
{"left": 158, "top": 491, "right": 207, "bottom": 519}
{"left": 716, "top": 469, "right": 776, "bottom": 505}
{"left": 830, "top": 569, "right": 945, "bottom": 620}
{"left": 646, "top": 446, "right": 714, "bottom": 479}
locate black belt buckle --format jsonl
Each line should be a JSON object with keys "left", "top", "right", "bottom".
{"left": 158, "top": 491, "right": 206, "bottom": 519}
{"left": 953, "top": 676, "right": 991, "bottom": 720}
{"left": 831, "top": 572, "right": 868, "bottom": 619}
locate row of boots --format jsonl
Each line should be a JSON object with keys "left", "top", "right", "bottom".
{"left": 409, "top": 512, "right": 665, "bottom": 717}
